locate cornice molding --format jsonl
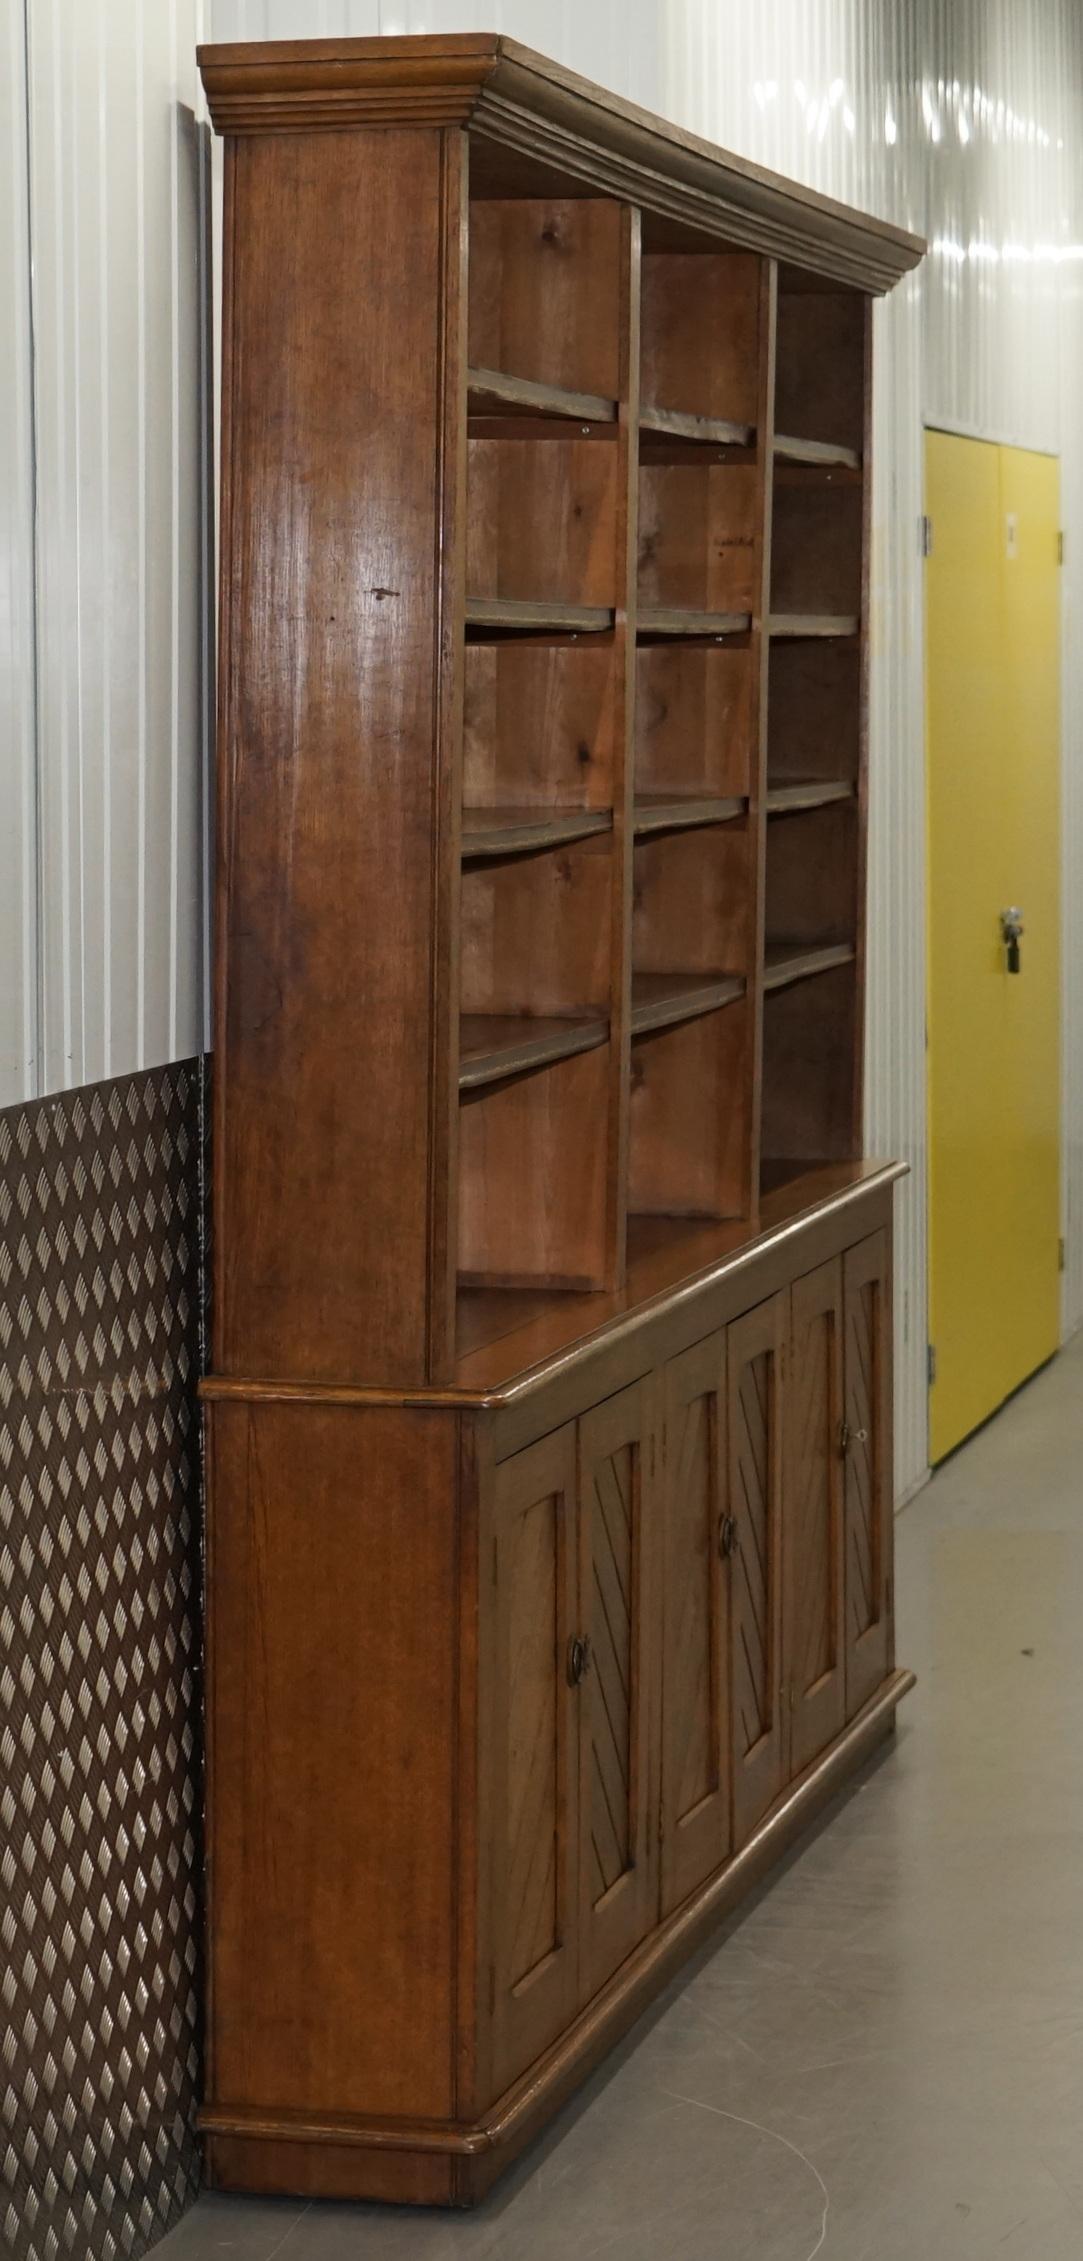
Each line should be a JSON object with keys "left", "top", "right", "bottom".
{"left": 197, "top": 34, "right": 925, "bottom": 296}
{"left": 197, "top": 34, "right": 501, "bottom": 133}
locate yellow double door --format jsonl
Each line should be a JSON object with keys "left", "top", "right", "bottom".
{"left": 925, "top": 431, "right": 1061, "bottom": 1465}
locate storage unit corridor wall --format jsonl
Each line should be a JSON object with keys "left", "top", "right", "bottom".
{"left": 197, "top": 32, "right": 922, "bottom": 2208}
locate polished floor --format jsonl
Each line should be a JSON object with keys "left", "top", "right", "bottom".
{"left": 160, "top": 1335, "right": 1083, "bottom": 2261}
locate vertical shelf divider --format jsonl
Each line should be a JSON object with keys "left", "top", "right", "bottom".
{"left": 851, "top": 292, "right": 875, "bottom": 1157}
{"left": 609, "top": 204, "right": 642, "bottom": 1288}
{"left": 748, "top": 258, "right": 779, "bottom": 1224}
{"left": 430, "top": 126, "right": 470, "bottom": 1384}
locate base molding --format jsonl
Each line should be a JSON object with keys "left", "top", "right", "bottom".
{"left": 204, "top": 1668, "right": 914, "bottom": 2207}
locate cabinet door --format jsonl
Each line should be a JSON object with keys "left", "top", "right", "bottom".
{"left": 784, "top": 1259, "right": 846, "bottom": 1777}
{"left": 487, "top": 1425, "right": 580, "bottom": 2098}
{"left": 660, "top": 1334, "right": 731, "bottom": 1916}
{"left": 843, "top": 1230, "right": 894, "bottom": 1715}
{"left": 728, "top": 1295, "right": 786, "bottom": 1847}
{"left": 577, "top": 1378, "right": 659, "bottom": 2001}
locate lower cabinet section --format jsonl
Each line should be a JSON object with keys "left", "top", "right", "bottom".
{"left": 484, "top": 1224, "right": 896, "bottom": 2094}
{"left": 202, "top": 1191, "right": 908, "bottom": 2208}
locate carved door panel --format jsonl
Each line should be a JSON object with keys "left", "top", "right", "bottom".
{"left": 487, "top": 1424, "right": 580, "bottom": 2097}
{"left": 728, "top": 1294, "right": 786, "bottom": 1848}
{"left": 784, "top": 1259, "right": 846, "bottom": 1778}
{"left": 576, "top": 1378, "right": 660, "bottom": 2003}
{"left": 660, "top": 1333, "right": 732, "bottom": 1917}
{"left": 843, "top": 1230, "right": 894, "bottom": 1715}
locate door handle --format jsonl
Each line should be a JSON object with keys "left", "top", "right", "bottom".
{"left": 839, "top": 1420, "right": 869, "bottom": 1459}
{"left": 1000, "top": 906, "right": 1024, "bottom": 974}
{"left": 718, "top": 1513, "right": 740, "bottom": 1559}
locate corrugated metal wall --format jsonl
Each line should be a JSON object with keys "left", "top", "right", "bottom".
{"left": 4, "top": 0, "right": 212, "bottom": 1107}
{"left": 6, "top": 0, "right": 1083, "bottom": 1497}
{"left": 0, "top": 0, "right": 38, "bottom": 1105}
{"left": 210, "top": 0, "right": 661, "bottom": 104}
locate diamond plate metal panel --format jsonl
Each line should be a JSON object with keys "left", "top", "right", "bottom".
{"left": 0, "top": 1061, "right": 204, "bottom": 2261}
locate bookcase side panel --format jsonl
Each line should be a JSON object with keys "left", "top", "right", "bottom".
{"left": 204, "top": 1399, "right": 462, "bottom": 2128}
{"left": 214, "top": 127, "right": 462, "bottom": 1387}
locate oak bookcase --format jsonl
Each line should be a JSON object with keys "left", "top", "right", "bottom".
{"left": 197, "top": 34, "right": 925, "bottom": 2207}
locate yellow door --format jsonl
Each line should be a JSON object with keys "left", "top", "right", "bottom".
{"left": 925, "top": 430, "right": 1060, "bottom": 1464}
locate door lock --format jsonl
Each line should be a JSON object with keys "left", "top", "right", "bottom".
{"left": 1000, "top": 906, "right": 1025, "bottom": 974}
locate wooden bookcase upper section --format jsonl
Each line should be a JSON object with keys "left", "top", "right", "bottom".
{"left": 199, "top": 35, "right": 923, "bottom": 1395}
{"left": 199, "top": 34, "right": 920, "bottom": 293}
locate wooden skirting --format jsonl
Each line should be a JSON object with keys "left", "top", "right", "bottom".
{"left": 203, "top": 1667, "right": 914, "bottom": 2208}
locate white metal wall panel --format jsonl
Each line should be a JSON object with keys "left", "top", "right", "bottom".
{"left": 25, "top": 0, "right": 209, "bottom": 1094}
{"left": 923, "top": 0, "right": 1064, "bottom": 452}
{"left": 0, "top": 0, "right": 39, "bottom": 1108}
{"left": 210, "top": 1, "right": 659, "bottom": 106}
{"left": 212, "top": 1, "right": 379, "bottom": 37}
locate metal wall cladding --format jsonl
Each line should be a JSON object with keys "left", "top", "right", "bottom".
{"left": 0, "top": 1, "right": 38, "bottom": 1109}
{"left": 14, "top": 0, "right": 213, "bottom": 1108}
{"left": 0, "top": 1062, "right": 204, "bottom": 2261}
{"left": 209, "top": 0, "right": 662, "bottom": 104}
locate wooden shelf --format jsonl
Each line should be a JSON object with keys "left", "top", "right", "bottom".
{"left": 766, "top": 780, "right": 854, "bottom": 815}
{"left": 466, "top": 597, "right": 615, "bottom": 635}
{"left": 454, "top": 1160, "right": 905, "bottom": 1383}
{"left": 774, "top": 433, "right": 862, "bottom": 471}
{"left": 468, "top": 365, "right": 617, "bottom": 425}
{"left": 462, "top": 806, "right": 612, "bottom": 858}
{"left": 640, "top": 404, "right": 754, "bottom": 448}
{"left": 763, "top": 941, "right": 856, "bottom": 993}
{"left": 769, "top": 614, "right": 860, "bottom": 640}
{"left": 634, "top": 793, "right": 746, "bottom": 835}
{"left": 631, "top": 969, "right": 745, "bottom": 1037}
{"left": 459, "top": 1011, "right": 609, "bottom": 1090}
{"left": 637, "top": 607, "right": 751, "bottom": 639}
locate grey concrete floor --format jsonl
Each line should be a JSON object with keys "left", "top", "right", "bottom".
{"left": 160, "top": 1334, "right": 1083, "bottom": 2260}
